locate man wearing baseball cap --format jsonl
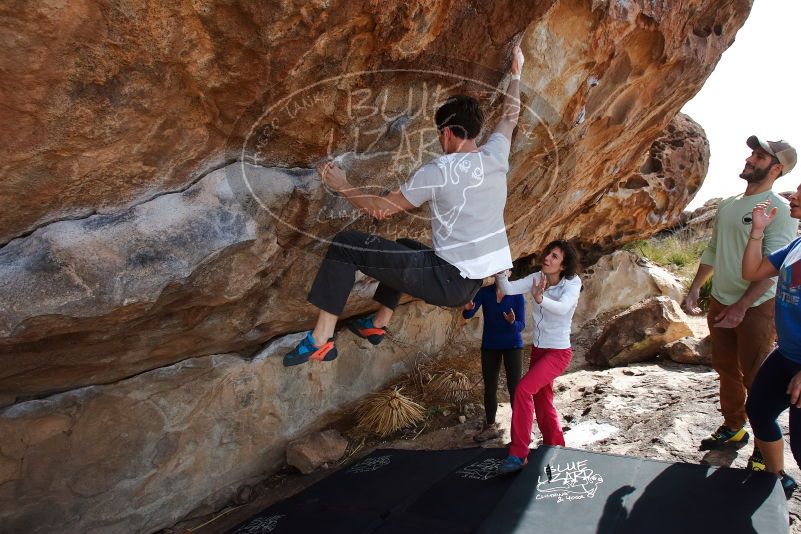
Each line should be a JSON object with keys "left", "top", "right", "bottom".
{"left": 683, "top": 136, "right": 798, "bottom": 470}
{"left": 746, "top": 137, "right": 797, "bottom": 176}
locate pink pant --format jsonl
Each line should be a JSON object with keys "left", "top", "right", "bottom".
{"left": 509, "top": 346, "right": 572, "bottom": 458}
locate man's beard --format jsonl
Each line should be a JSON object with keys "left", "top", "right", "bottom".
{"left": 739, "top": 164, "right": 771, "bottom": 183}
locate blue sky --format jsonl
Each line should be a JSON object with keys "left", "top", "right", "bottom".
{"left": 682, "top": 0, "right": 801, "bottom": 209}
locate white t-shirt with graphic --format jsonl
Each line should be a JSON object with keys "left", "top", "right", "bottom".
{"left": 399, "top": 133, "right": 513, "bottom": 279}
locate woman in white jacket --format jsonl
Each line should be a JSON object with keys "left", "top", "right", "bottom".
{"left": 495, "top": 240, "right": 582, "bottom": 474}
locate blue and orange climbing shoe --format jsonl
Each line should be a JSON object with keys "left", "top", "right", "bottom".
{"left": 699, "top": 425, "right": 749, "bottom": 451}
{"left": 283, "top": 332, "right": 337, "bottom": 367}
{"left": 348, "top": 314, "right": 386, "bottom": 346}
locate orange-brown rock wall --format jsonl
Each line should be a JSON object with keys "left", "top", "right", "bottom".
{"left": 0, "top": 1, "right": 753, "bottom": 530}
{"left": 0, "top": 1, "right": 746, "bottom": 406}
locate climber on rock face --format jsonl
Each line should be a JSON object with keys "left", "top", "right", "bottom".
{"left": 282, "top": 45, "right": 525, "bottom": 367}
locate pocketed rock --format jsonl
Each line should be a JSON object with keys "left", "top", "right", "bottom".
{"left": 286, "top": 430, "right": 349, "bottom": 474}
{"left": 663, "top": 336, "right": 712, "bottom": 366}
{"left": 586, "top": 297, "right": 693, "bottom": 367}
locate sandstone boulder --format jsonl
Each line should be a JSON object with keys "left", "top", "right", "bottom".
{"left": 573, "top": 251, "right": 685, "bottom": 331}
{"left": 0, "top": 0, "right": 746, "bottom": 406}
{"left": 663, "top": 335, "right": 712, "bottom": 366}
{"left": 0, "top": 302, "right": 453, "bottom": 534}
{"left": 683, "top": 197, "right": 721, "bottom": 241}
{"left": 586, "top": 297, "right": 693, "bottom": 367}
{"left": 286, "top": 430, "right": 349, "bottom": 474}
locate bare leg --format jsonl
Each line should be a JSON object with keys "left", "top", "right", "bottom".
{"left": 756, "top": 437, "right": 784, "bottom": 474}
{"left": 373, "top": 306, "right": 394, "bottom": 328}
{"left": 311, "top": 310, "right": 338, "bottom": 346}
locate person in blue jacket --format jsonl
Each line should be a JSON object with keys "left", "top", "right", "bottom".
{"left": 463, "top": 282, "right": 525, "bottom": 442}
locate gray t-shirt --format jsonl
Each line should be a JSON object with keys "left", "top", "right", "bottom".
{"left": 399, "top": 132, "right": 513, "bottom": 279}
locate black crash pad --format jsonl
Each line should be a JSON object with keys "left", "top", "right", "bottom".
{"left": 228, "top": 446, "right": 788, "bottom": 534}
{"left": 482, "top": 446, "right": 787, "bottom": 534}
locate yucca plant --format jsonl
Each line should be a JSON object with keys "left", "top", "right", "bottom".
{"left": 427, "top": 369, "right": 472, "bottom": 403}
{"left": 356, "top": 387, "right": 425, "bottom": 437}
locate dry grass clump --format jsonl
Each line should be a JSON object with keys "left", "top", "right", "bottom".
{"left": 427, "top": 369, "right": 472, "bottom": 403}
{"left": 351, "top": 342, "right": 484, "bottom": 441}
{"left": 402, "top": 349, "right": 481, "bottom": 396}
{"left": 356, "top": 386, "right": 425, "bottom": 437}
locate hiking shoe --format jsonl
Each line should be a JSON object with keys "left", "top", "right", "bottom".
{"left": 747, "top": 447, "right": 766, "bottom": 472}
{"left": 699, "top": 425, "right": 749, "bottom": 451}
{"left": 473, "top": 423, "right": 503, "bottom": 443}
{"left": 348, "top": 315, "right": 386, "bottom": 345}
{"left": 283, "top": 332, "right": 337, "bottom": 367}
{"left": 781, "top": 472, "right": 798, "bottom": 499}
{"left": 498, "top": 455, "right": 527, "bottom": 475}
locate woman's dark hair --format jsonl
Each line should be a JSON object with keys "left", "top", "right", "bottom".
{"left": 434, "top": 95, "right": 483, "bottom": 139}
{"left": 541, "top": 240, "right": 580, "bottom": 280}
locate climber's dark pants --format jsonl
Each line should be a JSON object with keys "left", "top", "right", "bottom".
{"left": 308, "top": 231, "right": 482, "bottom": 316}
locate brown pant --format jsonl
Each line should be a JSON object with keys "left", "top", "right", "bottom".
{"left": 708, "top": 297, "right": 776, "bottom": 430}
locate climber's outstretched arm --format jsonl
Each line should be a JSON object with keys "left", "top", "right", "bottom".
{"left": 317, "top": 161, "right": 415, "bottom": 221}
{"left": 494, "top": 45, "right": 525, "bottom": 141}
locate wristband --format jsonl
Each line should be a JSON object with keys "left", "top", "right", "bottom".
{"left": 749, "top": 233, "right": 764, "bottom": 240}
{"left": 511, "top": 74, "right": 521, "bottom": 80}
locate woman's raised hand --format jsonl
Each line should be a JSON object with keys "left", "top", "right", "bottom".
{"left": 751, "top": 200, "right": 778, "bottom": 234}
{"left": 531, "top": 274, "right": 546, "bottom": 304}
